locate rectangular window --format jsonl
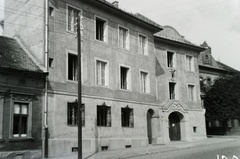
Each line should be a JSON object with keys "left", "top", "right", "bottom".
{"left": 96, "top": 60, "right": 108, "bottom": 86}
{"left": 121, "top": 107, "right": 134, "bottom": 127}
{"left": 67, "top": 5, "right": 81, "bottom": 32}
{"left": 186, "top": 55, "right": 194, "bottom": 71}
{"left": 13, "top": 103, "right": 29, "bottom": 138}
{"left": 67, "top": 102, "right": 85, "bottom": 126}
{"left": 120, "top": 66, "right": 131, "bottom": 90}
{"left": 188, "top": 84, "right": 195, "bottom": 101}
{"left": 96, "top": 17, "right": 107, "bottom": 42}
{"left": 169, "top": 82, "right": 176, "bottom": 100}
{"left": 119, "top": 26, "right": 129, "bottom": 49}
{"left": 97, "top": 105, "right": 111, "bottom": 127}
{"left": 68, "top": 53, "right": 78, "bottom": 81}
{"left": 139, "top": 34, "right": 147, "bottom": 55}
{"left": 167, "top": 51, "right": 174, "bottom": 68}
{"left": 140, "top": 71, "right": 150, "bottom": 93}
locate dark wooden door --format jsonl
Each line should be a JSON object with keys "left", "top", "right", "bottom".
{"left": 169, "top": 113, "right": 181, "bottom": 141}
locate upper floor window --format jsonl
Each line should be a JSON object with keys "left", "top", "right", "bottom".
{"left": 138, "top": 34, "right": 148, "bottom": 55}
{"left": 96, "top": 60, "right": 109, "bottom": 86}
{"left": 140, "top": 71, "right": 150, "bottom": 93}
{"left": 97, "top": 104, "right": 111, "bottom": 127}
{"left": 68, "top": 53, "right": 78, "bottom": 81}
{"left": 96, "top": 16, "right": 108, "bottom": 42}
{"left": 119, "top": 26, "right": 129, "bottom": 49}
{"left": 67, "top": 5, "right": 81, "bottom": 32}
{"left": 67, "top": 102, "right": 85, "bottom": 126}
{"left": 167, "top": 51, "right": 174, "bottom": 68}
{"left": 121, "top": 107, "right": 134, "bottom": 127}
{"left": 120, "top": 66, "right": 131, "bottom": 90}
{"left": 186, "top": 55, "right": 194, "bottom": 72}
{"left": 188, "top": 84, "right": 195, "bottom": 101}
{"left": 169, "top": 82, "right": 176, "bottom": 100}
{"left": 13, "top": 102, "right": 30, "bottom": 138}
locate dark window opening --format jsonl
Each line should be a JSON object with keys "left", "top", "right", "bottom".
{"left": 121, "top": 107, "right": 134, "bottom": 127}
{"left": 167, "top": 51, "right": 174, "bottom": 68}
{"left": 96, "top": 18, "right": 105, "bottom": 41}
{"left": 68, "top": 54, "right": 78, "bottom": 81}
{"left": 120, "top": 66, "right": 129, "bottom": 90}
{"left": 97, "top": 105, "right": 111, "bottom": 127}
{"left": 67, "top": 102, "right": 85, "bottom": 126}
{"left": 101, "top": 146, "right": 108, "bottom": 151}
{"left": 49, "top": 58, "right": 54, "bottom": 67}
{"left": 193, "top": 126, "right": 197, "bottom": 133}
{"left": 169, "top": 82, "right": 176, "bottom": 100}
{"left": 49, "top": 6, "right": 54, "bottom": 17}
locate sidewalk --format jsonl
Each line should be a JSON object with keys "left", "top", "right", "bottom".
{"left": 49, "top": 137, "right": 239, "bottom": 159}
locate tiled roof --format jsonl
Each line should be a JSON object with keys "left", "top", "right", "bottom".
{"left": 217, "top": 61, "right": 239, "bottom": 73}
{"left": 0, "top": 36, "right": 44, "bottom": 73}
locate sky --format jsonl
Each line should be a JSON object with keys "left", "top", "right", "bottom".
{"left": 0, "top": 0, "right": 239, "bottom": 70}
{"left": 116, "top": 0, "right": 240, "bottom": 71}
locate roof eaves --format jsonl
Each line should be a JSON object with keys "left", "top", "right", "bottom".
{"left": 86, "top": 0, "right": 163, "bottom": 32}
{"left": 154, "top": 35, "right": 205, "bottom": 51}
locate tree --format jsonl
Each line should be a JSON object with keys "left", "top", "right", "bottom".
{"left": 204, "top": 74, "right": 240, "bottom": 122}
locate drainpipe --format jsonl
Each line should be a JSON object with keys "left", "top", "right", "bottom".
{"left": 44, "top": 0, "right": 49, "bottom": 158}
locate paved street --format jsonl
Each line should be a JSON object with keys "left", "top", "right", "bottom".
{"left": 129, "top": 138, "right": 240, "bottom": 159}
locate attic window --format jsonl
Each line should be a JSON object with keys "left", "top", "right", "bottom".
{"left": 205, "top": 54, "right": 210, "bottom": 64}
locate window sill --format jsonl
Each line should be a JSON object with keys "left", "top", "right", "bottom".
{"left": 119, "top": 89, "right": 132, "bottom": 92}
{"left": 9, "top": 138, "right": 34, "bottom": 142}
{"left": 95, "top": 39, "right": 108, "bottom": 45}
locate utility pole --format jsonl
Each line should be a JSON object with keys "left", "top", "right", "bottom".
{"left": 76, "top": 16, "right": 82, "bottom": 159}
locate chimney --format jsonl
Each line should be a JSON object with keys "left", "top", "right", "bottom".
{"left": 112, "top": 1, "right": 119, "bottom": 8}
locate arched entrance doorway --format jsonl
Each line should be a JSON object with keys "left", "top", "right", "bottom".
{"left": 168, "top": 112, "right": 182, "bottom": 141}
{"left": 147, "top": 109, "right": 154, "bottom": 144}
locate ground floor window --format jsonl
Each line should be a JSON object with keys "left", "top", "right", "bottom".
{"left": 13, "top": 102, "right": 29, "bottom": 138}
{"left": 97, "top": 104, "right": 111, "bottom": 127}
{"left": 67, "top": 102, "right": 85, "bottom": 126}
{"left": 121, "top": 106, "right": 134, "bottom": 127}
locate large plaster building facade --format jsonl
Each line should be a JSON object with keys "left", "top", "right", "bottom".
{"left": 3, "top": 0, "right": 207, "bottom": 158}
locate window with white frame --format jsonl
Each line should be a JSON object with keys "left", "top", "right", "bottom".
{"left": 121, "top": 107, "right": 134, "bottom": 127}
{"left": 140, "top": 71, "right": 150, "bottom": 93}
{"left": 139, "top": 34, "right": 148, "bottom": 55}
{"left": 169, "top": 82, "right": 176, "bottom": 100}
{"left": 119, "top": 26, "right": 129, "bottom": 49}
{"left": 13, "top": 102, "right": 30, "bottom": 138}
{"left": 120, "top": 66, "right": 131, "bottom": 90}
{"left": 96, "top": 17, "right": 108, "bottom": 42}
{"left": 188, "top": 84, "right": 195, "bottom": 101}
{"left": 68, "top": 53, "right": 78, "bottom": 81}
{"left": 67, "top": 5, "right": 81, "bottom": 32}
{"left": 186, "top": 55, "right": 194, "bottom": 71}
{"left": 167, "top": 51, "right": 174, "bottom": 68}
{"left": 96, "top": 60, "right": 109, "bottom": 86}
{"left": 67, "top": 102, "right": 85, "bottom": 126}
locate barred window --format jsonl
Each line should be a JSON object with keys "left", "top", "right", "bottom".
{"left": 97, "top": 104, "right": 111, "bottom": 127}
{"left": 67, "top": 102, "right": 85, "bottom": 126}
{"left": 121, "top": 107, "right": 134, "bottom": 127}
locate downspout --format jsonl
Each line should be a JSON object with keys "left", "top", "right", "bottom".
{"left": 44, "top": 0, "right": 49, "bottom": 158}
